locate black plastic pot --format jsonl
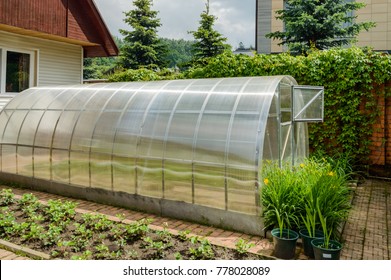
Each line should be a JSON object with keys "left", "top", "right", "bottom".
{"left": 311, "top": 239, "right": 342, "bottom": 260}
{"left": 271, "top": 228, "right": 299, "bottom": 259}
{"left": 299, "top": 228, "right": 324, "bottom": 258}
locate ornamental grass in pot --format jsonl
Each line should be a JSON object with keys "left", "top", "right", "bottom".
{"left": 261, "top": 156, "right": 352, "bottom": 260}
{"left": 261, "top": 162, "right": 302, "bottom": 259}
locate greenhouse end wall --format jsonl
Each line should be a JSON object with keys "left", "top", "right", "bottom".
{"left": 0, "top": 76, "right": 308, "bottom": 235}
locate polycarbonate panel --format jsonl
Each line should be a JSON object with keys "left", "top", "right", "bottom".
{"left": 2, "top": 88, "right": 39, "bottom": 109}
{"left": 227, "top": 167, "right": 257, "bottom": 214}
{"left": 138, "top": 113, "right": 171, "bottom": 158}
{"left": 90, "top": 153, "right": 112, "bottom": 190}
{"left": 0, "top": 111, "right": 13, "bottom": 140}
{"left": 18, "top": 111, "right": 44, "bottom": 146}
{"left": 194, "top": 164, "right": 225, "bottom": 210}
{"left": 11, "top": 89, "right": 43, "bottom": 109}
{"left": 137, "top": 158, "right": 162, "bottom": 198}
{"left": 91, "top": 112, "right": 122, "bottom": 153}
{"left": 113, "top": 111, "right": 144, "bottom": 157}
{"left": 31, "top": 88, "right": 67, "bottom": 110}
{"left": 263, "top": 116, "right": 279, "bottom": 160}
{"left": 112, "top": 155, "right": 136, "bottom": 194}
{"left": 293, "top": 86, "right": 324, "bottom": 122}
{"left": 195, "top": 113, "right": 231, "bottom": 163}
{"left": 163, "top": 160, "right": 192, "bottom": 203}
{"left": 2, "top": 111, "right": 28, "bottom": 143}
{"left": 33, "top": 148, "right": 51, "bottom": 180}
{"left": 164, "top": 111, "right": 199, "bottom": 160}
{"left": 49, "top": 88, "right": 86, "bottom": 110}
{"left": 70, "top": 111, "right": 101, "bottom": 151}
{"left": 1, "top": 145, "right": 16, "bottom": 173}
{"left": 70, "top": 151, "right": 90, "bottom": 187}
{"left": 0, "top": 76, "right": 310, "bottom": 216}
{"left": 35, "top": 111, "right": 62, "bottom": 148}
{"left": 52, "top": 111, "right": 79, "bottom": 149}
{"left": 51, "top": 149, "right": 69, "bottom": 183}
{"left": 280, "top": 123, "right": 293, "bottom": 162}
{"left": 16, "top": 146, "right": 33, "bottom": 176}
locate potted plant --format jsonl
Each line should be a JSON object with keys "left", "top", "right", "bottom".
{"left": 270, "top": 208, "right": 299, "bottom": 259}
{"left": 299, "top": 204, "right": 324, "bottom": 258}
{"left": 261, "top": 162, "right": 302, "bottom": 259}
{"left": 311, "top": 202, "right": 343, "bottom": 260}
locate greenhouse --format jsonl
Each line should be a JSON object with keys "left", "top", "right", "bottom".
{"left": 0, "top": 76, "right": 323, "bottom": 235}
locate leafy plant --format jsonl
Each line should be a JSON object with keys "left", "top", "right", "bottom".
{"left": 122, "top": 219, "right": 151, "bottom": 242}
{"left": 82, "top": 213, "right": 112, "bottom": 232}
{"left": 44, "top": 199, "right": 77, "bottom": 226}
{"left": 189, "top": 238, "right": 215, "bottom": 260}
{"left": 0, "top": 189, "right": 15, "bottom": 206}
{"left": 142, "top": 236, "right": 172, "bottom": 259}
{"left": 235, "top": 238, "right": 255, "bottom": 255}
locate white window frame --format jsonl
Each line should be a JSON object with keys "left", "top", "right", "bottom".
{"left": 0, "top": 47, "right": 36, "bottom": 95}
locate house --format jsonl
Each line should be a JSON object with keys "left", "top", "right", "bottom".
{"left": 0, "top": 0, "right": 118, "bottom": 95}
{"left": 256, "top": 0, "right": 391, "bottom": 54}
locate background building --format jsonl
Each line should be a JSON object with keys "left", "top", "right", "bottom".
{"left": 256, "top": 0, "right": 391, "bottom": 53}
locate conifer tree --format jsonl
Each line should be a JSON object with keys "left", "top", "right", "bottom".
{"left": 119, "top": 0, "right": 167, "bottom": 69}
{"left": 266, "top": 0, "right": 375, "bottom": 54}
{"left": 189, "top": 0, "right": 231, "bottom": 64}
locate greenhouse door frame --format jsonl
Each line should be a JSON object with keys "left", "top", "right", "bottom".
{"left": 278, "top": 85, "right": 324, "bottom": 167}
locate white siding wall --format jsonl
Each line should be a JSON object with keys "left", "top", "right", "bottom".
{"left": 0, "top": 30, "right": 83, "bottom": 87}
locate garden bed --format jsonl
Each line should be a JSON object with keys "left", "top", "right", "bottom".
{"left": 0, "top": 189, "right": 271, "bottom": 260}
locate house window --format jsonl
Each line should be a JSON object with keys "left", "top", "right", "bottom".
{"left": 0, "top": 49, "right": 35, "bottom": 94}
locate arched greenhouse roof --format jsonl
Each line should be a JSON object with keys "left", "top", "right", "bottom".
{"left": 0, "top": 76, "right": 309, "bottom": 220}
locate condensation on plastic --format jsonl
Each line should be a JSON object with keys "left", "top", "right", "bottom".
{"left": 0, "top": 76, "right": 308, "bottom": 215}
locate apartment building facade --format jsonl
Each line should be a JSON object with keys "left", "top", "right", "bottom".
{"left": 256, "top": 0, "right": 391, "bottom": 53}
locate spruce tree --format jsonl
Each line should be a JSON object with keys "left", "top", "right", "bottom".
{"left": 119, "top": 0, "right": 167, "bottom": 69}
{"left": 266, "top": 0, "right": 375, "bottom": 54}
{"left": 189, "top": 0, "right": 231, "bottom": 64}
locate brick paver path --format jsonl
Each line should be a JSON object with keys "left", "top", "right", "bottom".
{"left": 341, "top": 179, "right": 390, "bottom": 260}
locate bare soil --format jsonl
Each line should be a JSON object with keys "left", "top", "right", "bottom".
{"left": 0, "top": 191, "right": 272, "bottom": 260}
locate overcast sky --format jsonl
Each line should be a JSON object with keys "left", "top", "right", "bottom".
{"left": 93, "top": 0, "right": 256, "bottom": 49}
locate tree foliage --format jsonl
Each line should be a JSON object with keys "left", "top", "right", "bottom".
{"left": 119, "top": 0, "right": 167, "bottom": 69}
{"left": 160, "top": 38, "right": 195, "bottom": 69}
{"left": 266, "top": 0, "right": 376, "bottom": 54}
{"left": 189, "top": 0, "right": 231, "bottom": 64}
{"left": 185, "top": 47, "right": 391, "bottom": 163}
{"left": 83, "top": 37, "right": 123, "bottom": 80}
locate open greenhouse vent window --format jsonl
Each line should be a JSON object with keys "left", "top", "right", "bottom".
{"left": 292, "top": 86, "right": 324, "bottom": 122}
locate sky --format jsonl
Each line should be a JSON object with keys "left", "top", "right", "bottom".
{"left": 93, "top": 0, "right": 256, "bottom": 49}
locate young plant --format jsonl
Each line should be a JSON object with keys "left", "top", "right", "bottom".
{"left": 189, "top": 238, "right": 214, "bottom": 260}
{"left": 0, "top": 189, "right": 15, "bottom": 206}
{"left": 142, "top": 236, "right": 169, "bottom": 259}
{"left": 44, "top": 199, "right": 77, "bottom": 226}
{"left": 235, "top": 238, "right": 255, "bottom": 255}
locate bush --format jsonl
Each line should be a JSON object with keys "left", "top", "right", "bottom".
{"left": 107, "top": 68, "right": 162, "bottom": 82}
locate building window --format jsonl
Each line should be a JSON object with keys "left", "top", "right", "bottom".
{"left": 1, "top": 49, "right": 35, "bottom": 94}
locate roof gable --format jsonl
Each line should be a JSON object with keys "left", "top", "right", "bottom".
{"left": 0, "top": 0, "right": 118, "bottom": 57}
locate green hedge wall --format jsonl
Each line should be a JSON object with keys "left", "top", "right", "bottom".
{"left": 184, "top": 47, "right": 391, "bottom": 163}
